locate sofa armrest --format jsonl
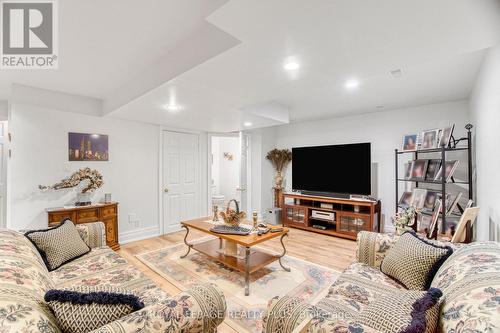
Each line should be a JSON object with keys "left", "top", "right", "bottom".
{"left": 263, "top": 296, "right": 382, "bottom": 333}
{"left": 309, "top": 319, "right": 382, "bottom": 333}
{"left": 356, "top": 231, "right": 398, "bottom": 268}
{"left": 263, "top": 296, "right": 318, "bottom": 333}
{"left": 90, "top": 283, "right": 226, "bottom": 333}
{"left": 76, "top": 222, "right": 106, "bottom": 248}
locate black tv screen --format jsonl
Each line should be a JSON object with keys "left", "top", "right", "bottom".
{"left": 292, "top": 143, "right": 371, "bottom": 195}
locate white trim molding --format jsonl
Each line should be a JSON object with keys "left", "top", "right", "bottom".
{"left": 119, "top": 225, "right": 160, "bottom": 244}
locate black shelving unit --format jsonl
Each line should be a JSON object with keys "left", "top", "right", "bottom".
{"left": 395, "top": 124, "right": 474, "bottom": 238}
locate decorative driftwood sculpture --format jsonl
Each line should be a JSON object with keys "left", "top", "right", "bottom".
{"left": 39, "top": 168, "right": 103, "bottom": 193}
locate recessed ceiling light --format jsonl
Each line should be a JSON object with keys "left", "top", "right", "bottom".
{"left": 283, "top": 60, "right": 300, "bottom": 71}
{"left": 345, "top": 79, "right": 360, "bottom": 89}
{"left": 243, "top": 122, "right": 253, "bottom": 127}
{"left": 164, "top": 104, "right": 181, "bottom": 112}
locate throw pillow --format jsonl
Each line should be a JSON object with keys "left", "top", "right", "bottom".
{"left": 25, "top": 219, "right": 91, "bottom": 271}
{"left": 380, "top": 231, "right": 452, "bottom": 290}
{"left": 355, "top": 288, "right": 442, "bottom": 333}
{"left": 45, "top": 286, "right": 145, "bottom": 333}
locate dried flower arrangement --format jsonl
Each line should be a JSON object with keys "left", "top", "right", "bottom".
{"left": 39, "top": 168, "right": 104, "bottom": 193}
{"left": 266, "top": 148, "right": 292, "bottom": 189}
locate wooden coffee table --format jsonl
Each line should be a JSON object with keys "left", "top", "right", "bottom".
{"left": 180, "top": 217, "right": 290, "bottom": 296}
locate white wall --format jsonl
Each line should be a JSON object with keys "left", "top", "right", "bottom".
{"left": 470, "top": 45, "right": 500, "bottom": 241}
{"left": 8, "top": 103, "right": 161, "bottom": 242}
{"left": 254, "top": 100, "right": 470, "bottom": 231}
{"left": 211, "top": 136, "right": 239, "bottom": 203}
{"left": 0, "top": 101, "right": 7, "bottom": 120}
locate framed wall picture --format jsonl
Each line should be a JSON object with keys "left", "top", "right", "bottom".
{"left": 420, "top": 129, "right": 441, "bottom": 150}
{"left": 402, "top": 134, "right": 418, "bottom": 151}
{"left": 439, "top": 125, "right": 455, "bottom": 148}
{"left": 399, "top": 191, "right": 413, "bottom": 208}
{"left": 425, "top": 159, "right": 441, "bottom": 180}
{"left": 410, "top": 159, "right": 428, "bottom": 181}
{"left": 68, "top": 133, "right": 109, "bottom": 161}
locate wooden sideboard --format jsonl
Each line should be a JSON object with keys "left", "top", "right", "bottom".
{"left": 47, "top": 202, "right": 120, "bottom": 250}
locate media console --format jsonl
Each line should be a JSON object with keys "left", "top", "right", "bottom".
{"left": 281, "top": 192, "right": 381, "bottom": 240}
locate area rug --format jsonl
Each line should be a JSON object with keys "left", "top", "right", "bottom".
{"left": 136, "top": 237, "right": 340, "bottom": 333}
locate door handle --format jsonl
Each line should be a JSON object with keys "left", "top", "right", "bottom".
{"left": 164, "top": 187, "right": 169, "bottom": 193}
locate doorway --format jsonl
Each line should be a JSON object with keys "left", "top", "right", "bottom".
{"left": 0, "top": 121, "right": 6, "bottom": 228}
{"left": 209, "top": 132, "right": 251, "bottom": 216}
{"left": 162, "top": 130, "right": 200, "bottom": 233}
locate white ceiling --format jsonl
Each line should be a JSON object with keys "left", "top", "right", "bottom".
{"left": 0, "top": 0, "right": 232, "bottom": 99}
{"left": 2, "top": 0, "right": 500, "bottom": 132}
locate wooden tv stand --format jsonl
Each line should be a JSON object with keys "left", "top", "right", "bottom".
{"left": 281, "top": 193, "right": 381, "bottom": 240}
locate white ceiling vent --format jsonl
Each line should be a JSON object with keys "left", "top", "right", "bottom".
{"left": 390, "top": 69, "right": 403, "bottom": 78}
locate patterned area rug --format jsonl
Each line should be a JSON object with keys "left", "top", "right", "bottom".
{"left": 136, "top": 238, "right": 340, "bottom": 333}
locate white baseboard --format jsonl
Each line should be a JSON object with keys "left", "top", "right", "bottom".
{"left": 164, "top": 223, "right": 183, "bottom": 234}
{"left": 119, "top": 225, "right": 160, "bottom": 244}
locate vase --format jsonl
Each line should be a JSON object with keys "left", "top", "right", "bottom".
{"left": 275, "top": 171, "right": 283, "bottom": 189}
{"left": 76, "top": 192, "right": 92, "bottom": 206}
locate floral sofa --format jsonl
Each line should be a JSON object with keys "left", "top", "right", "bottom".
{"left": 0, "top": 222, "right": 227, "bottom": 333}
{"left": 263, "top": 231, "right": 500, "bottom": 333}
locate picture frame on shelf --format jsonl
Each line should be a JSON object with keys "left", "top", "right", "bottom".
{"left": 410, "top": 159, "right": 428, "bottom": 181}
{"left": 439, "top": 125, "right": 455, "bottom": 148}
{"left": 404, "top": 163, "right": 412, "bottom": 179}
{"left": 446, "top": 192, "right": 463, "bottom": 216}
{"left": 427, "top": 199, "right": 442, "bottom": 239}
{"left": 420, "top": 129, "right": 441, "bottom": 150}
{"left": 399, "top": 191, "right": 413, "bottom": 208}
{"left": 412, "top": 188, "right": 427, "bottom": 210}
{"left": 422, "top": 191, "right": 438, "bottom": 211}
{"left": 434, "top": 160, "right": 460, "bottom": 182}
{"left": 451, "top": 207, "right": 480, "bottom": 243}
{"left": 402, "top": 134, "right": 418, "bottom": 151}
{"left": 417, "top": 213, "right": 432, "bottom": 235}
{"left": 425, "top": 159, "right": 441, "bottom": 180}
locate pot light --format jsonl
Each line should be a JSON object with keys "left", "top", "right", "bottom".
{"left": 345, "top": 79, "right": 360, "bottom": 90}
{"left": 243, "top": 122, "right": 253, "bottom": 127}
{"left": 283, "top": 58, "right": 300, "bottom": 71}
{"left": 164, "top": 104, "right": 181, "bottom": 112}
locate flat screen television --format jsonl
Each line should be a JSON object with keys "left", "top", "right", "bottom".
{"left": 292, "top": 143, "right": 371, "bottom": 196}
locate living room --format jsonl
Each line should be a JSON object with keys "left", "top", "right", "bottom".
{"left": 1, "top": 1, "right": 499, "bottom": 333}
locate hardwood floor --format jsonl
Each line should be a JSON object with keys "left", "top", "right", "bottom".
{"left": 119, "top": 226, "right": 357, "bottom": 333}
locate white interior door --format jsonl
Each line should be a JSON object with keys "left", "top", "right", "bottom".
{"left": 163, "top": 131, "right": 200, "bottom": 233}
